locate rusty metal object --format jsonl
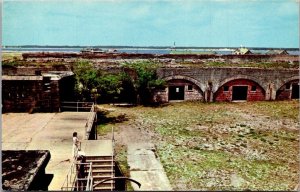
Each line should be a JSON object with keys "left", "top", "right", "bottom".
{"left": 93, "top": 177, "right": 141, "bottom": 188}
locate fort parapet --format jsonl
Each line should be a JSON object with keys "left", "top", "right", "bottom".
{"left": 2, "top": 52, "right": 299, "bottom": 112}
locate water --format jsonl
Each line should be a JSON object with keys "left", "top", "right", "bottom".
{"left": 2, "top": 47, "right": 299, "bottom": 55}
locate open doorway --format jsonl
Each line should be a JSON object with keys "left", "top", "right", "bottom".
{"left": 169, "top": 86, "right": 184, "bottom": 100}
{"left": 232, "top": 86, "right": 248, "bottom": 101}
{"left": 292, "top": 84, "right": 299, "bottom": 99}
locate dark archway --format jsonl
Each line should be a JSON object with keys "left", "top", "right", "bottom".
{"left": 232, "top": 86, "right": 248, "bottom": 101}
{"left": 276, "top": 79, "right": 299, "bottom": 100}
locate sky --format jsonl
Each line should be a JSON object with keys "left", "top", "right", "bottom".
{"left": 2, "top": 0, "right": 299, "bottom": 48}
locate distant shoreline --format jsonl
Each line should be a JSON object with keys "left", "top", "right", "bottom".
{"left": 2, "top": 45, "right": 299, "bottom": 51}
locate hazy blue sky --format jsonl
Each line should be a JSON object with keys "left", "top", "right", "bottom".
{"left": 3, "top": 0, "right": 299, "bottom": 47}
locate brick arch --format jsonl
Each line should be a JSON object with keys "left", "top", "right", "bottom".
{"left": 215, "top": 77, "right": 266, "bottom": 102}
{"left": 276, "top": 76, "right": 299, "bottom": 100}
{"left": 163, "top": 75, "right": 203, "bottom": 92}
{"left": 276, "top": 76, "right": 299, "bottom": 91}
{"left": 216, "top": 75, "right": 266, "bottom": 93}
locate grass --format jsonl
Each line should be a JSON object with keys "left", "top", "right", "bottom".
{"left": 97, "top": 101, "right": 299, "bottom": 190}
{"left": 2, "top": 52, "right": 23, "bottom": 60}
{"left": 115, "top": 144, "right": 134, "bottom": 191}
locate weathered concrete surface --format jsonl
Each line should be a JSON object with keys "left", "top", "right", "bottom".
{"left": 82, "top": 140, "right": 113, "bottom": 156}
{"left": 127, "top": 143, "right": 172, "bottom": 190}
{"left": 2, "top": 112, "right": 89, "bottom": 190}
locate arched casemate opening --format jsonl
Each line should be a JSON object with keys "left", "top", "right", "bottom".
{"left": 215, "top": 79, "right": 265, "bottom": 102}
{"left": 276, "top": 79, "right": 299, "bottom": 100}
{"left": 154, "top": 76, "right": 204, "bottom": 102}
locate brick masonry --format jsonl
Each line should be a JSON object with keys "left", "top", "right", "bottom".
{"left": 156, "top": 67, "right": 299, "bottom": 102}
{"left": 214, "top": 79, "right": 265, "bottom": 101}
{"left": 2, "top": 66, "right": 74, "bottom": 113}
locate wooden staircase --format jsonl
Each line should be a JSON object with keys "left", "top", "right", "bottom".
{"left": 85, "top": 156, "right": 115, "bottom": 191}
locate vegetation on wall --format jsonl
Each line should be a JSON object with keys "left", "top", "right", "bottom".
{"left": 122, "top": 61, "right": 166, "bottom": 104}
{"left": 72, "top": 60, "right": 165, "bottom": 104}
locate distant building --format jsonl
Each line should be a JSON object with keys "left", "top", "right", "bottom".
{"left": 81, "top": 48, "right": 104, "bottom": 54}
{"left": 170, "top": 50, "right": 217, "bottom": 55}
{"left": 266, "top": 49, "right": 289, "bottom": 55}
{"left": 233, "top": 47, "right": 252, "bottom": 55}
{"left": 108, "top": 49, "right": 118, "bottom": 53}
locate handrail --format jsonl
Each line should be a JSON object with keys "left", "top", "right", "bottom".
{"left": 60, "top": 101, "right": 96, "bottom": 140}
{"left": 61, "top": 101, "right": 94, "bottom": 112}
{"left": 85, "top": 162, "right": 93, "bottom": 191}
{"left": 93, "top": 177, "right": 141, "bottom": 189}
{"left": 61, "top": 101, "right": 94, "bottom": 104}
{"left": 111, "top": 126, "right": 115, "bottom": 191}
{"left": 61, "top": 147, "right": 79, "bottom": 191}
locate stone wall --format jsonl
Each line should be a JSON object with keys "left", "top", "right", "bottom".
{"left": 2, "top": 78, "right": 61, "bottom": 113}
{"left": 157, "top": 67, "right": 299, "bottom": 102}
{"left": 2, "top": 70, "right": 74, "bottom": 113}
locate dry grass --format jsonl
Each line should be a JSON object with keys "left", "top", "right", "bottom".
{"left": 98, "top": 101, "right": 299, "bottom": 190}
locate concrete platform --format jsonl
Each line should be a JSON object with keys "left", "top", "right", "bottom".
{"left": 82, "top": 140, "right": 113, "bottom": 157}
{"left": 2, "top": 112, "right": 89, "bottom": 190}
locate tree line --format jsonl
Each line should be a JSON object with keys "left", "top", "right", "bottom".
{"left": 72, "top": 60, "right": 166, "bottom": 105}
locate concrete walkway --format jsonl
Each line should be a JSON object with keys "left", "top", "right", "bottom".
{"left": 127, "top": 143, "right": 172, "bottom": 190}
{"left": 82, "top": 139, "right": 113, "bottom": 156}
{"left": 2, "top": 112, "right": 88, "bottom": 190}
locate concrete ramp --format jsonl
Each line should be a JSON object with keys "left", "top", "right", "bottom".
{"left": 127, "top": 143, "right": 172, "bottom": 190}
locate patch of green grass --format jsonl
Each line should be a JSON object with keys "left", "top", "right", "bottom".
{"left": 115, "top": 144, "right": 134, "bottom": 191}
{"left": 96, "top": 109, "right": 128, "bottom": 135}
{"left": 246, "top": 100, "right": 299, "bottom": 120}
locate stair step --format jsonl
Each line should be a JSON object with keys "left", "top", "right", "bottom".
{"left": 86, "top": 161, "right": 113, "bottom": 165}
{"left": 93, "top": 177, "right": 114, "bottom": 182}
{"left": 86, "top": 171, "right": 113, "bottom": 177}
{"left": 93, "top": 169, "right": 113, "bottom": 173}
{"left": 94, "top": 186, "right": 114, "bottom": 190}
{"left": 86, "top": 156, "right": 113, "bottom": 160}
{"left": 86, "top": 159, "right": 113, "bottom": 162}
{"left": 92, "top": 173, "right": 113, "bottom": 177}
{"left": 85, "top": 165, "right": 113, "bottom": 170}
{"left": 94, "top": 180, "right": 114, "bottom": 184}
{"left": 85, "top": 167, "right": 113, "bottom": 170}
{"left": 94, "top": 183, "right": 115, "bottom": 188}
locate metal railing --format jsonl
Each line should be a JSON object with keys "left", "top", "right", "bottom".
{"left": 74, "top": 162, "right": 93, "bottom": 191}
{"left": 61, "top": 101, "right": 94, "bottom": 112}
{"left": 61, "top": 148, "right": 93, "bottom": 191}
{"left": 61, "top": 148, "right": 79, "bottom": 191}
{"left": 111, "top": 127, "right": 115, "bottom": 190}
{"left": 61, "top": 101, "right": 97, "bottom": 140}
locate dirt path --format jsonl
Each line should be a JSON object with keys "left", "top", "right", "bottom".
{"left": 97, "top": 106, "right": 172, "bottom": 190}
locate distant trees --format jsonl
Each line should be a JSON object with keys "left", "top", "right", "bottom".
{"left": 72, "top": 60, "right": 165, "bottom": 105}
